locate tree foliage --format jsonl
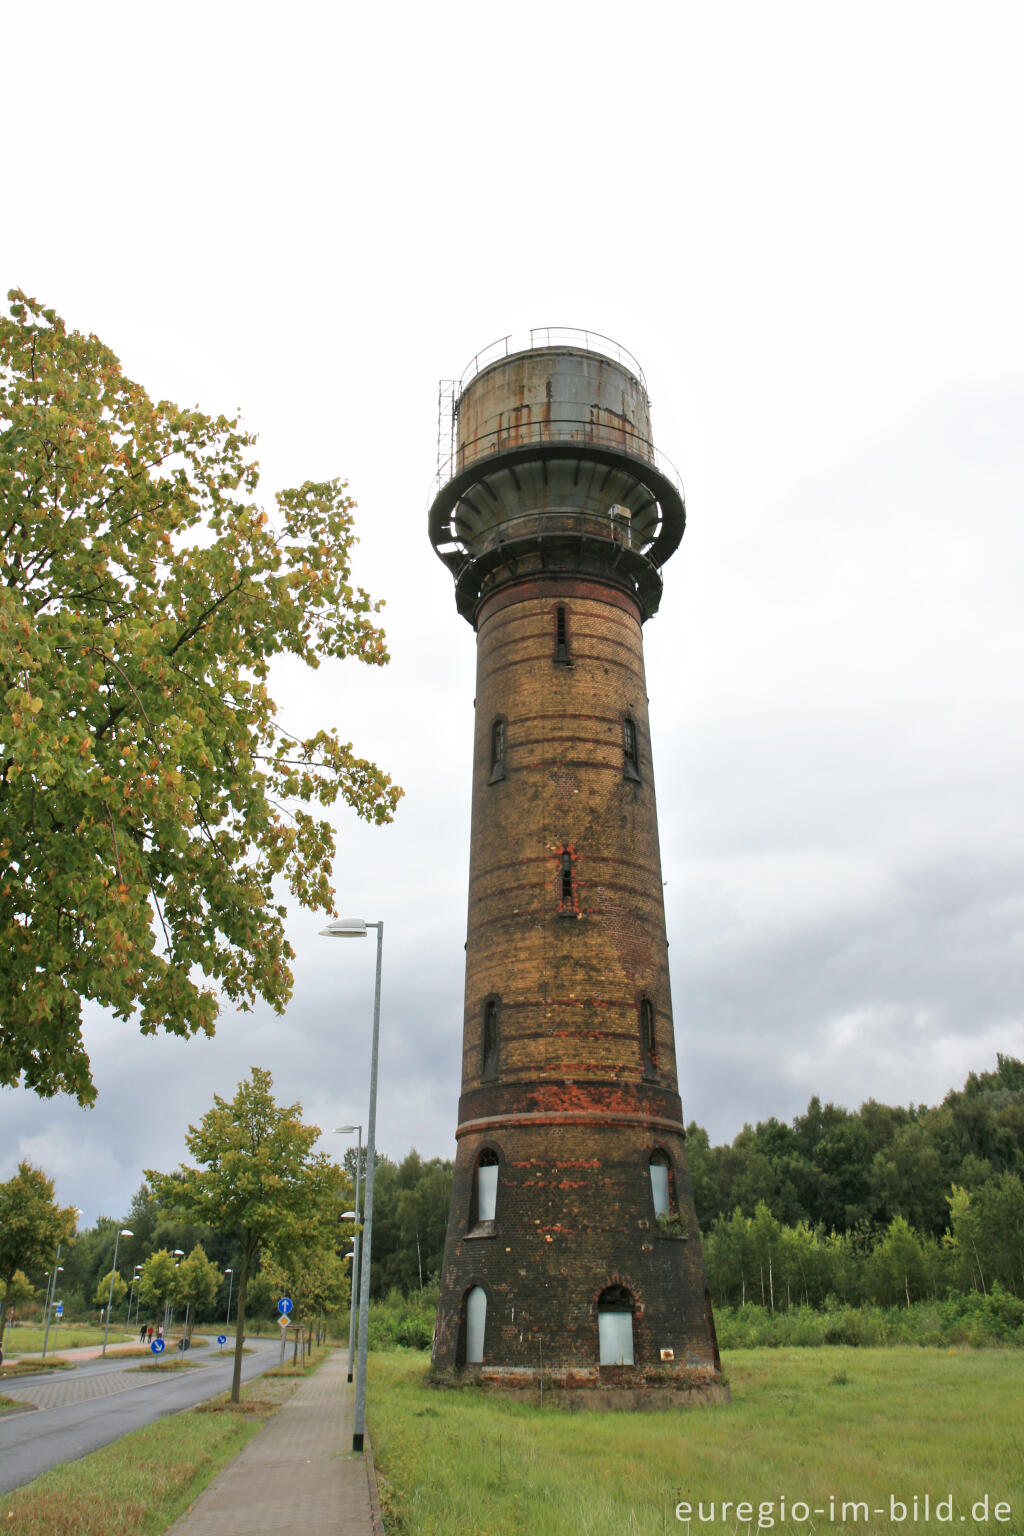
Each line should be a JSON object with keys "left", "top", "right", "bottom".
{"left": 93, "top": 1268, "right": 128, "bottom": 1310}
{"left": 688, "top": 1054, "right": 1024, "bottom": 1240}
{"left": 147, "top": 1066, "right": 347, "bottom": 1400}
{"left": 0, "top": 1161, "right": 78, "bottom": 1346}
{"left": 0, "top": 290, "right": 402, "bottom": 1104}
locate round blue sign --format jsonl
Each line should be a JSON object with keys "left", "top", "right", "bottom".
{"left": 277, "top": 1297, "right": 293, "bottom": 1315}
{"left": 151, "top": 1338, "right": 165, "bottom": 1354}
{"left": 217, "top": 1334, "right": 227, "bottom": 1345}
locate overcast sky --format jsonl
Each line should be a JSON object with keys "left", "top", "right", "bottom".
{"left": 3, "top": 3, "right": 1022, "bottom": 1226}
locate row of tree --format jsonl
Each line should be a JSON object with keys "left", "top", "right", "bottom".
{"left": 686, "top": 1054, "right": 1024, "bottom": 1237}
{"left": 5, "top": 1056, "right": 1022, "bottom": 1377}
{"left": 703, "top": 1174, "right": 1024, "bottom": 1311}
{"left": 1, "top": 1069, "right": 355, "bottom": 1402}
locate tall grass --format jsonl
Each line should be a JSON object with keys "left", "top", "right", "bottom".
{"left": 714, "top": 1290, "right": 1024, "bottom": 1350}
{"left": 367, "top": 1346, "right": 1024, "bottom": 1536}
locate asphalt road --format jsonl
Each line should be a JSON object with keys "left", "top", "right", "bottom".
{"left": 0, "top": 1336, "right": 282, "bottom": 1494}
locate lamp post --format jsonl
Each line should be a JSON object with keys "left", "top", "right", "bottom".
{"left": 224, "top": 1269, "right": 234, "bottom": 1331}
{"left": 165, "top": 1249, "right": 185, "bottom": 1335}
{"left": 102, "top": 1230, "right": 134, "bottom": 1356}
{"left": 320, "top": 916, "right": 383, "bottom": 1454}
{"left": 41, "top": 1258, "right": 64, "bottom": 1360}
{"left": 131, "top": 1265, "right": 143, "bottom": 1326}
{"left": 334, "top": 1123, "right": 363, "bottom": 1383}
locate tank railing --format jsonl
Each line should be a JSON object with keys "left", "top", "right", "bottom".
{"left": 456, "top": 327, "right": 647, "bottom": 392}
{"left": 432, "top": 416, "right": 684, "bottom": 503}
{"left": 447, "top": 506, "right": 659, "bottom": 558}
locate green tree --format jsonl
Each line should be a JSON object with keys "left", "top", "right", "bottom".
{"left": 175, "top": 1244, "right": 222, "bottom": 1337}
{"left": 866, "top": 1215, "right": 932, "bottom": 1307}
{"left": 0, "top": 1162, "right": 78, "bottom": 1347}
{"left": 369, "top": 1151, "right": 452, "bottom": 1296}
{"left": 93, "top": 1268, "right": 128, "bottom": 1313}
{"left": 147, "top": 1067, "right": 346, "bottom": 1401}
{"left": 0, "top": 290, "right": 402, "bottom": 1105}
{"left": 137, "top": 1248, "right": 182, "bottom": 1325}
{"left": 262, "top": 1243, "right": 350, "bottom": 1348}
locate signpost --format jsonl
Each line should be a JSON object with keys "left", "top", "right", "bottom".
{"left": 151, "top": 1338, "right": 166, "bottom": 1365}
{"left": 277, "top": 1297, "right": 293, "bottom": 1316}
{"left": 217, "top": 1334, "right": 227, "bottom": 1352}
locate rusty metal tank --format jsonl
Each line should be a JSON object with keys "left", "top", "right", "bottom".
{"left": 428, "top": 330, "right": 685, "bottom": 624}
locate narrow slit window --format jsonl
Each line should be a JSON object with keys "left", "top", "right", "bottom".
{"left": 558, "top": 848, "right": 578, "bottom": 914}
{"left": 640, "top": 997, "right": 657, "bottom": 1067}
{"left": 482, "top": 998, "right": 499, "bottom": 1077}
{"left": 489, "top": 717, "right": 507, "bottom": 783}
{"left": 555, "top": 605, "right": 571, "bottom": 664}
{"left": 650, "top": 1151, "right": 671, "bottom": 1218}
{"left": 623, "top": 716, "right": 641, "bottom": 781}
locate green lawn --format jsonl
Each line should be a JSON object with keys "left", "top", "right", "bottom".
{"left": 367, "top": 1347, "right": 1024, "bottom": 1536}
{"left": 1, "top": 1325, "right": 133, "bottom": 1354}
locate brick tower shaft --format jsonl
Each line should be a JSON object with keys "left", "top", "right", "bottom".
{"left": 428, "top": 333, "right": 725, "bottom": 1403}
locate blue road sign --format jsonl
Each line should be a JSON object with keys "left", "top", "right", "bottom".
{"left": 277, "top": 1297, "right": 293, "bottom": 1315}
{"left": 217, "top": 1334, "right": 227, "bottom": 1345}
{"left": 55, "top": 1303, "right": 63, "bottom": 1318}
{"left": 151, "top": 1338, "right": 165, "bottom": 1354}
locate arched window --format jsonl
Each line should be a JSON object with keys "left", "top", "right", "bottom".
{"left": 464, "top": 1286, "right": 487, "bottom": 1364}
{"left": 476, "top": 1150, "right": 499, "bottom": 1223}
{"left": 598, "top": 1285, "right": 635, "bottom": 1365}
{"left": 489, "top": 717, "right": 507, "bottom": 783}
{"left": 554, "top": 604, "right": 571, "bottom": 664}
{"left": 482, "top": 997, "right": 499, "bottom": 1078}
{"left": 640, "top": 996, "right": 657, "bottom": 1069}
{"left": 623, "top": 716, "right": 641, "bottom": 781}
{"left": 649, "top": 1151, "right": 671, "bottom": 1218}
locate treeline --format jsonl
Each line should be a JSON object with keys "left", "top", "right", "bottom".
{"left": 687, "top": 1054, "right": 1024, "bottom": 1238}
{"left": 692, "top": 1054, "right": 1024, "bottom": 1310}
{"left": 15, "top": 1056, "right": 1022, "bottom": 1328}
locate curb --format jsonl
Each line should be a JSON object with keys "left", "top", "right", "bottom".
{"left": 365, "top": 1438, "right": 387, "bottom": 1536}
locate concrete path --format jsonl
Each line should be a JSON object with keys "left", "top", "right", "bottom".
{"left": 166, "top": 1349, "right": 381, "bottom": 1536}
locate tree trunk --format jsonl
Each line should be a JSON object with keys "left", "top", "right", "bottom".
{"left": 0, "top": 1276, "right": 12, "bottom": 1349}
{"left": 231, "top": 1243, "right": 253, "bottom": 1405}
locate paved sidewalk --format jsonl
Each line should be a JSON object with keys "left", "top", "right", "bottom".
{"left": 166, "top": 1349, "right": 381, "bottom": 1536}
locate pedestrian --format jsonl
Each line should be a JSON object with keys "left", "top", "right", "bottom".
{"left": 139, "top": 1322, "right": 147, "bottom": 1343}
{"left": 156, "top": 1323, "right": 163, "bottom": 1341}
{"left": 147, "top": 1324, "right": 154, "bottom": 1343}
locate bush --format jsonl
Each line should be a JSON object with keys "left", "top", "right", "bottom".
{"left": 711, "top": 1297, "right": 1023, "bottom": 1350}
{"left": 368, "top": 1289, "right": 437, "bottom": 1352}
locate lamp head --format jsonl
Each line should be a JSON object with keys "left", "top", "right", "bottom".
{"left": 319, "top": 918, "right": 367, "bottom": 938}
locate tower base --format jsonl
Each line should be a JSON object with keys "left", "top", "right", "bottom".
{"left": 428, "top": 1363, "right": 729, "bottom": 1411}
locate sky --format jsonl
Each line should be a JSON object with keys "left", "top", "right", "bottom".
{"left": 3, "top": 2, "right": 1022, "bottom": 1226}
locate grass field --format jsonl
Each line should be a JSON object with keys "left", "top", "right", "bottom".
{"left": 367, "top": 1347, "right": 1024, "bottom": 1536}
{"left": 1, "top": 1325, "right": 133, "bottom": 1354}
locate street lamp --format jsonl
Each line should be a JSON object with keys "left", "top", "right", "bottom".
{"left": 334, "top": 1123, "right": 363, "bottom": 1383}
{"left": 165, "top": 1249, "right": 185, "bottom": 1335}
{"left": 41, "top": 1260, "right": 64, "bottom": 1360}
{"left": 320, "top": 916, "right": 383, "bottom": 1453}
{"left": 224, "top": 1269, "right": 234, "bottom": 1331}
{"left": 102, "top": 1230, "right": 134, "bottom": 1356}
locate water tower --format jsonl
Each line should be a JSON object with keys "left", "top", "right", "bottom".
{"left": 427, "top": 329, "right": 725, "bottom": 1404}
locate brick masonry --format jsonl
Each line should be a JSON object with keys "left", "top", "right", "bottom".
{"left": 431, "top": 570, "right": 725, "bottom": 1397}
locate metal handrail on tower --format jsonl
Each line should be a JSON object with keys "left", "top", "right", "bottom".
{"left": 457, "top": 327, "right": 647, "bottom": 392}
